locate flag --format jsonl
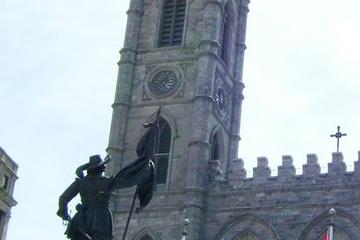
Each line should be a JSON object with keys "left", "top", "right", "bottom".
{"left": 322, "top": 224, "right": 333, "bottom": 240}
{"left": 322, "top": 231, "right": 329, "bottom": 240}
{"left": 109, "top": 107, "right": 160, "bottom": 209}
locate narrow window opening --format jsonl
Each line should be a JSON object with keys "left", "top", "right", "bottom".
{"left": 2, "top": 175, "right": 9, "bottom": 190}
{"left": 221, "top": 2, "right": 233, "bottom": 65}
{"left": 211, "top": 132, "right": 220, "bottom": 160}
{"left": 155, "top": 117, "right": 171, "bottom": 184}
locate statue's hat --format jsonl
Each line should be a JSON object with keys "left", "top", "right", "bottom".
{"left": 75, "top": 155, "right": 110, "bottom": 177}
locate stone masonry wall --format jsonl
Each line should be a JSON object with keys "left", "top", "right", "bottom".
{"left": 111, "top": 152, "right": 360, "bottom": 240}
{"left": 207, "top": 151, "right": 360, "bottom": 239}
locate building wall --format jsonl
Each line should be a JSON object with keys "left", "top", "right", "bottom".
{"left": 0, "top": 148, "right": 18, "bottom": 240}
{"left": 107, "top": 0, "right": 360, "bottom": 239}
{"left": 207, "top": 152, "right": 360, "bottom": 240}
{"left": 111, "top": 152, "right": 360, "bottom": 240}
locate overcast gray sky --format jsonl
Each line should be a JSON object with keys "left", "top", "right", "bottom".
{"left": 1, "top": 0, "right": 359, "bottom": 239}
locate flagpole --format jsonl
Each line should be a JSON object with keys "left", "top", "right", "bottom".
{"left": 122, "top": 188, "right": 138, "bottom": 240}
{"left": 154, "top": 107, "right": 161, "bottom": 185}
{"left": 121, "top": 107, "right": 161, "bottom": 240}
{"left": 329, "top": 208, "right": 336, "bottom": 240}
{"left": 181, "top": 219, "right": 189, "bottom": 240}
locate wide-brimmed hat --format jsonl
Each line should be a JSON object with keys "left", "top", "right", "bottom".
{"left": 75, "top": 155, "right": 110, "bottom": 177}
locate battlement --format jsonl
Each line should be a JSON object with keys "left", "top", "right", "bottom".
{"left": 225, "top": 151, "right": 360, "bottom": 189}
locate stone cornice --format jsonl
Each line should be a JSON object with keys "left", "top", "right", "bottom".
{"left": 0, "top": 188, "right": 17, "bottom": 208}
{"left": 112, "top": 101, "right": 130, "bottom": 108}
{"left": 106, "top": 146, "right": 126, "bottom": 154}
{"left": 202, "top": 0, "right": 222, "bottom": 10}
{"left": 207, "top": 201, "right": 360, "bottom": 213}
{"left": 188, "top": 140, "right": 211, "bottom": 149}
{"left": 117, "top": 59, "right": 136, "bottom": 65}
{"left": 126, "top": 8, "right": 144, "bottom": 16}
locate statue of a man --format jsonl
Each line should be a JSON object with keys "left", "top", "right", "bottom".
{"left": 57, "top": 109, "right": 160, "bottom": 240}
{"left": 57, "top": 153, "right": 155, "bottom": 240}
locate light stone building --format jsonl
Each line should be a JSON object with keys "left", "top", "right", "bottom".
{"left": 0, "top": 148, "right": 17, "bottom": 240}
{"left": 107, "top": 0, "right": 360, "bottom": 239}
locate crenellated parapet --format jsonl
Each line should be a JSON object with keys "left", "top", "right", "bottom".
{"left": 303, "top": 153, "right": 321, "bottom": 178}
{"left": 225, "top": 151, "right": 360, "bottom": 189}
{"left": 278, "top": 155, "right": 296, "bottom": 180}
{"left": 253, "top": 157, "right": 271, "bottom": 180}
{"left": 328, "top": 152, "right": 347, "bottom": 180}
{"left": 354, "top": 151, "right": 360, "bottom": 178}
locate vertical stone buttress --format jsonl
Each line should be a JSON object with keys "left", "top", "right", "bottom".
{"left": 228, "top": 0, "right": 250, "bottom": 162}
{"left": 183, "top": 1, "right": 224, "bottom": 239}
{"left": 107, "top": 0, "right": 144, "bottom": 175}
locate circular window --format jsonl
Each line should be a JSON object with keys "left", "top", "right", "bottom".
{"left": 148, "top": 70, "right": 179, "bottom": 97}
{"left": 214, "top": 87, "right": 228, "bottom": 115}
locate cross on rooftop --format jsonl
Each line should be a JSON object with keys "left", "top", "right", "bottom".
{"left": 330, "top": 126, "right": 347, "bottom": 153}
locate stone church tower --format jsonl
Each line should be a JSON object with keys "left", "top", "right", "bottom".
{"left": 107, "top": 0, "right": 360, "bottom": 239}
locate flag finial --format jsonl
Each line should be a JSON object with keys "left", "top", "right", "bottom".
{"left": 181, "top": 219, "right": 189, "bottom": 240}
{"left": 324, "top": 208, "right": 336, "bottom": 240}
{"left": 329, "top": 208, "right": 336, "bottom": 224}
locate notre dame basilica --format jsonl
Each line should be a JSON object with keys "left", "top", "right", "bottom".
{"left": 106, "top": 0, "right": 360, "bottom": 239}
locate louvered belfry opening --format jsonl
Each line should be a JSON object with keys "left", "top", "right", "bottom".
{"left": 155, "top": 117, "right": 172, "bottom": 184}
{"left": 158, "top": 0, "right": 186, "bottom": 47}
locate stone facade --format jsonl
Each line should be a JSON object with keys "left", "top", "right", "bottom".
{"left": 107, "top": 0, "right": 360, "bottom": 239}
{"left": 0, "top": 148, "right": 18, "bottom": 240}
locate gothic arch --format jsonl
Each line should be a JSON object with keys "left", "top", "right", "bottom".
{"left": 233, "top": 230, "right": 259, "bottom": 240}
{"left": 131, "top": 226, "right": 162, "bottom": 240}
{"left": 208, "top": 126, "right": 227, "bottom": 181}
{"left": 210, "top": 126, "right": 225, "bottom": 162}
{"left": 298, "top": 209, "right": 360, "bottom": 240}
{"left": 144, "top": 108, "right": 177, "bottom": 187}
{"left": 145, "top": 107, "right": 178, "bottom": 138}
{"left": 317, "top": 228, "right": 351, "bottom": 240}
{"left": 213, "top": 214, "right": 280, "bottom": 240}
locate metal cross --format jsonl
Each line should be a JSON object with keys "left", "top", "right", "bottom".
{"left": 330, "top": 126, "right": 347, "bottom": 153}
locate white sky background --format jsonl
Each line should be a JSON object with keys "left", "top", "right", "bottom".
{"left": 1, "top": 0, "right": 359, "bottom": 239}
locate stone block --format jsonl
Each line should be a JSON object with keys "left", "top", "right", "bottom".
{"left": 253, "top": 157, "right": 271, "bottom": 180}
{"left": 303, "top": 154, "right": 320, "bottom": 178}
{"left": 328, "top": 152, "right": 346, "bottom": 177}
{"left": 228, "top": 158, "right": 247, "bottom": 182}
{"left": 278, "top": 155, "right": 296, "bottom": 180}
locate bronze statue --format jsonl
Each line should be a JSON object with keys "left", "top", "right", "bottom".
{"left": 57, "top": 110, "right": 160, "bottom": 240}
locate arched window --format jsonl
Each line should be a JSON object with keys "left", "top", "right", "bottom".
{"left": 209, "top": 130, "right": 224, "bottom": 181}
{"left": 158, "top": 0, "right": 187, "bottom": 47}
{"left": 211, "top": 131, "right": 220, "bottom": 160}
{"left": 140, "top": 235, "right": 154, "bottom": 240}
{"left": 221, "top": 1, "right": 233, "bottom": 65}
{"left": 236, "top": 233, "right": 259, "bottom": 240}
{"left": 155, "top": 117, "right": 172, "bottom": 184}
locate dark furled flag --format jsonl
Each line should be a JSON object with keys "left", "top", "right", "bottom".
{"left": 109, "top": 108, "right": 160, "bottom": 209}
